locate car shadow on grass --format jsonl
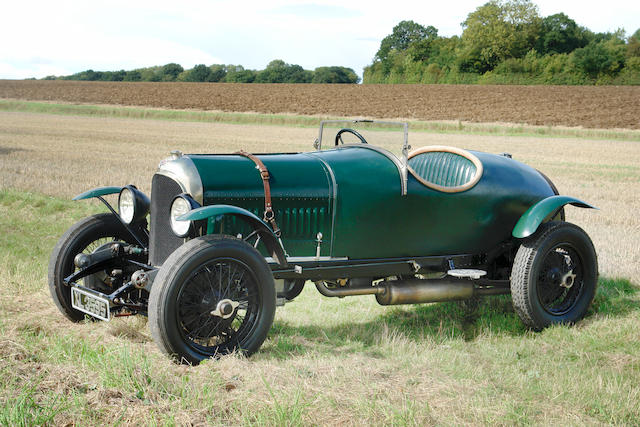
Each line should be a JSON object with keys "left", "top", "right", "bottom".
{"left": 266, "top": 277, "right": 639, "bottom": 359}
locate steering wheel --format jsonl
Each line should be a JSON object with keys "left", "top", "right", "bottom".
{"left": 335, "top": 128, "right": 368, "bottom": 146}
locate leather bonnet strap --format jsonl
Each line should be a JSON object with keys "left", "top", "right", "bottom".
{"left": 234, "top": 150, "right": 281, "bottom": 237}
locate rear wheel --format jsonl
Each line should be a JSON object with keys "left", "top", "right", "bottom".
{"left": 511, "top": 221, "right": 598, "bottom": 330}
{"left": 149, "top": 235, "right": 275, "bottom": 364}
{"left": 284, "top": 279, "right": 305, "bottom": 301}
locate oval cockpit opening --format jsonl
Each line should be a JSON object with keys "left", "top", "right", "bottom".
{"left": 407, "top": 146, "right": 483, "bottom": 193}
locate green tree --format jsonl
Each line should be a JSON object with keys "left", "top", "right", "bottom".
{"left": 103, "top": 70, "right": 126, "bottom": 81}
{"left": 140, "top": 66, "right": 162, "bottom": 81}
{"left": 123, "top": 70, "right": 142, "bottom": 81}
{"left": 628, "top": 29, "right": 640, "bottom": 58}
{"left": 161, "top": 63, "right": 184, "bottom": 81}
{"left": 536, "top": 13, "right": 588, "bottom": 54}
{"left": 374, "top": 20, "right": 438, "bottom": 63}
{"left": 208, "top": 64, "right": 227, "bottom": 82}
{"left": 225, "top": 65, "right": 257, "bottom": 83}
{"left": 255, "top": 60, "right": 312, "bottom": 83}
{"left": 69, "top": 69, "right": 101, "bottom": 80}
{"left": 183, "top": 64, "right": 212, "bottom": 82}
{"left": 428, "top": 36, "right": 462, "bottom": 69}
{"left": 460, "top": 0, "right": 542, "bottom": 73}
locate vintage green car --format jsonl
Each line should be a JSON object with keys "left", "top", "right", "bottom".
{"left": 49, "top": 120, "right": 598, "bottom": 364}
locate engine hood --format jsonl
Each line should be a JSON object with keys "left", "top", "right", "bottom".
{"left": 188, "top": 153, "right": 332, "bottom": 203}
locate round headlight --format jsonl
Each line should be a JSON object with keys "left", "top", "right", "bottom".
{"left": 118, "top": 187, "right": 135, "bottom": 224}
{"left": 118, "top": 185, "right": 150, "bottom": 225}
{"left": 170, "top": 196, "right": 192, "bottom": 237}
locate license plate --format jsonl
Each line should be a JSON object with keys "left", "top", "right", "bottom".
{"left": 71, "top": 287, "right": 110, "bottom": 321}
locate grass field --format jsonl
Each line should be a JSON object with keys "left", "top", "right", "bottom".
{"left": 1, "top": 106, "right": 639, "bottom": 425}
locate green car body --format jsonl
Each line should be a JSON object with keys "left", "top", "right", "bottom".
{"left": 180, "top": 147, "right": 559, "bottom": 259}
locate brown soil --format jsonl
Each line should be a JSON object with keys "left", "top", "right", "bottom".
{"left": 1, "top": 80, "right": 639, "bottom": 129}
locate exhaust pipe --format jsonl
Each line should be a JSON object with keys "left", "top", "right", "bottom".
{"left": 314, "top": 278, "right": 509, "bottom": 305}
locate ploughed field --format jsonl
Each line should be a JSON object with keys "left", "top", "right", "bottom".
{"left": 1, "top": 79, "right": 639, "bottom": 129}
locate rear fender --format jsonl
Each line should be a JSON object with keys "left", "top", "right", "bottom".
{"left": 512, "top": 195, "right": 597, "bottom": 239}
{"left": 177, "top": 204, "right": 287, "bottom": 266}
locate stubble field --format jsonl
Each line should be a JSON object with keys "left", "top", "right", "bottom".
{"left": 1, "top": 80, "right": 639, "bottom": 129}
{"left": 0, "top": 98, "right": 639, "bottom": 425}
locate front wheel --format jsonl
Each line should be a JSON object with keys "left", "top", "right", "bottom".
{"left": 148, "top": 235, "right": 276, "bottom": 364}
{"left": 511, "top": 221, "right": 598, "bottom": 331}
{"left": 48, "top": 213, "right": 140, "bottom": 322}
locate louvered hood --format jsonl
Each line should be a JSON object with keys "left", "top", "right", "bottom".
{"left": 189, "top": 153, "right": 334, "bottom": 257}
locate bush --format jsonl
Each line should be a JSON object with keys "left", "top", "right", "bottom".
{"left": 572, "top": 40, "right": 625, "bottom": 78}
{"left": 311, "top": 67, "right": 359, "bottom": 83}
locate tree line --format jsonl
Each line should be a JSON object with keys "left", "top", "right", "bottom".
{"left": 364, "top": 0, "right": 640, "bottom": 85}
{"left": 44, "top": 60, "right": 360, "bottom": 84}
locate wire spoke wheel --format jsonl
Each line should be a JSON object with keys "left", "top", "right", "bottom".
{"left": 177, "top": 258, "right": 259, "bottom": 353}
{"left": 149, "top": 235, "right": 276, "bottom": 365}
{"left": 537, "top": 245, "right": 584, "bottom": 315}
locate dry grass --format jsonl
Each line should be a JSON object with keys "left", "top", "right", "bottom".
{"left": 1, "top": 109, "right": 639, "bottom": 425}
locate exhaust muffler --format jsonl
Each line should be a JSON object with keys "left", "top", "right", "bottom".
{"left": 376, "top": 278, "right": 474, "bottom": 305}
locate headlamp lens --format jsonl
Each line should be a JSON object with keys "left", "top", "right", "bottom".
{"left": 118, "top": 188, "right": 135, "bottom": 224}
{"left": 170, "top": 196, "right": 192, "bottom": 237}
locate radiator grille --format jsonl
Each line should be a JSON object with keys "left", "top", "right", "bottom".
{"left": 149, "top": 174, "right": 184, "bottom": 266}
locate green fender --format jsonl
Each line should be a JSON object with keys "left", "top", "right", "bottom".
{"left": 72, "top": 186, "right": 123, "bottom": 201}
{"left": 177, "top": 204, "right": 287, "bottom": 266}
{"left": 512, "top": 195, "right": 597, "bottom": 238}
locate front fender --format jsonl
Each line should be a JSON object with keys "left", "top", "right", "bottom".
{"left": 71, "top": 186, "right": 150, "bottom": 248}
{"left": 72, "top": 186, "right": 123, "bottom": 201}
{"left": 177, "top": 204, "right": 287, "bottom": 266}
{"left": 512, "top": 195, "right": 597, "bottom": 238}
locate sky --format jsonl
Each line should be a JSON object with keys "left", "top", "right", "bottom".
{"left": 1, "top": 0, "right": 638, "bottom": 80}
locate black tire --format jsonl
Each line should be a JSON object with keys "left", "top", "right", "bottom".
{"left": 284, "top": 279, "right": 305, "bottom": 301}
{"left": 511, "top": 221, "right": 598, "bottom": 331}
{"left": 148, "top": 235, "right": 276, "bottom": 364}
{"left": 48, "top": 213, "right": 139, "bottom": 322}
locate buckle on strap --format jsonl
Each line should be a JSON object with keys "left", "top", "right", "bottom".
{"left": 263, "top": 208, "right": 275, "bottom": 221}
